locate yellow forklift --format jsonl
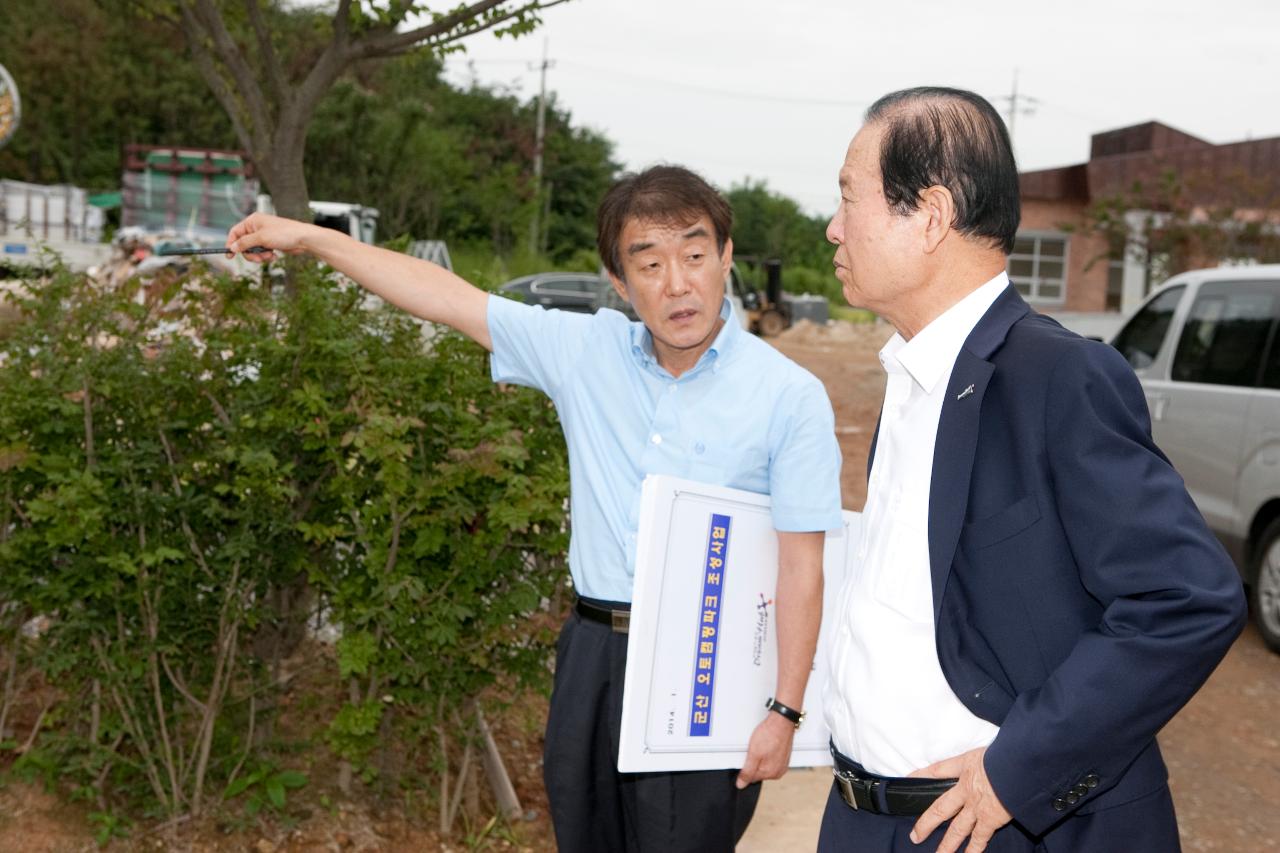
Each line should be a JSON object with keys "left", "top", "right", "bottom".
{"left": 734, "top": 257, "right": 791, "bottom": 337}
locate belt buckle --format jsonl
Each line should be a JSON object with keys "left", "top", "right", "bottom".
{"left": 834, "top": 769, "right": 877, "bottom": 812}
{"left": 611, "top": 610, "right": 630, "bottom": 634}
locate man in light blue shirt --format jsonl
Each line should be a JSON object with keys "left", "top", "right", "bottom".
{"left": 227, "top": 166, "right": 843, "bottom": 852}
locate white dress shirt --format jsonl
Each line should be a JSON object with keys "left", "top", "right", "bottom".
{"left": 823, "top": 273, "right": 1010, "bottom": 778}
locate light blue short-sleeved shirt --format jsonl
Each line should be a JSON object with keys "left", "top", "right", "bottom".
{"left": 488, "top": 294, "right": 843, "bottom": 602}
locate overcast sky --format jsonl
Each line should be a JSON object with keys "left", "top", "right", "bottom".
{"left": 442, "top": 0, "right": 1280, "bottom": 216}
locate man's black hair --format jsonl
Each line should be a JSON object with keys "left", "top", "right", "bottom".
{"left": 865, "top": 87, "right": 1021, "bottom": 255}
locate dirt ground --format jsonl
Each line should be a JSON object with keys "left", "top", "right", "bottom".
{"left": 1, "top": 318, "right": 1276, "bottom": 852}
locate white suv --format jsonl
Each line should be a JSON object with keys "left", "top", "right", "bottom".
{"left": 1111, "top": 264, "right": 1280, "bottom": 652}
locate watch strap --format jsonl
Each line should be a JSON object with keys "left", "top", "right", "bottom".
{"left": 765, "top": 697, "right": 805, "bottom": 729}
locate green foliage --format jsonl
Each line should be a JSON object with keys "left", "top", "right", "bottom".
{"left": 828, "top": 304, "right": 877, "bottom": 324}
{"left": 8, "top": 745, "right": 59, "bottom": 789}
{"left": 222, "top": 761, "right": 308, "bottom": 816}
{"left": 446, "top": 243, "right": 598, "bottom": 293}
{"left": 325, "top": 699, "right": 385, "bottom": 768}
{"left": 777, "top": 265, "right": 844, "bottom": 305}
{"left": 2, "top": 3, "right": 617, "bottom": 264}
{"left": 307, "top": 53, "right": 619, "bottom": 257}
{"left": 0, "top": 264, "right": 569, "bottom": 820}
{"left": 88, "top": 810, "right": 131, "bottom": 846}
{"left": 1084, "top": 169, "right": 1280, "bottom": 278}
{"left": 726, "top": 179, "right": 844, "bottom": 304}
{"left": 0, "top": 0, "right": 239, "bottom": 188}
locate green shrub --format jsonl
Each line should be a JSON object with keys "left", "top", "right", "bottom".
{"left": 0, "top": 264, "right": 569, "bottom": 822}
{"left": 782, "top": 265, "right": 844, "bottom": 304}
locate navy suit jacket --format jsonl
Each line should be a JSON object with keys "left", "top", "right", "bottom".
{"left": 874, "top": 286, "right": 1247, "bottom": 838}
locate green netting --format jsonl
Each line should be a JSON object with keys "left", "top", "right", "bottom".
{"left": 121, "top": 149, "right": 258, "bottom": 236}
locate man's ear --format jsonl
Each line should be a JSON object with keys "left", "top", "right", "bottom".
{"left": 607, "top": 270, "right": 631, "bottom": 303}
{"left": 720, "top": 236, "right": 734, "bottom": 270}
{"left": 918, "top": 185, "right": 955, "bottom": 254}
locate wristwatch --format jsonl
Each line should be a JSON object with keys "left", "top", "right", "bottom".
{"left": 764, "top": 697, "right": 805, "bottom": 729}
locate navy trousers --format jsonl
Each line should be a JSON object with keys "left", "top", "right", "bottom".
{"left": 817, "top": 777, "right": 1182, "bottom": 852}
{"left": 542, "top": 603, "right": 761, "bottom": 853}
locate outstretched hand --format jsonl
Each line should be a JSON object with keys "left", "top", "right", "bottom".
{"left": 225, "top": 212, "right": 318, "bottom": 263}
{"left": 908, "top": 747, "right": 1012, "bottom": 852}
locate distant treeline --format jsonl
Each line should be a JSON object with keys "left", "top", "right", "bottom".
{"left": 0, "top": 0, "right": 841, "bottom": 293}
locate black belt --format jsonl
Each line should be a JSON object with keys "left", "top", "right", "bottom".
{"left": 574, "top": 597, "right": 630, "bottom": 634}
{"left": 831, "top": 745, "right": 956, "bottom": 817}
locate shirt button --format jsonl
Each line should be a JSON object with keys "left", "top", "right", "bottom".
{"left": 669, "top": 384, "right": 677, "bottom": 392}
{"left": 651, "top": 434, "right": 662, "bottom": 445}
{"left": 694, "top": 442, "right": 705, "bottom": 454}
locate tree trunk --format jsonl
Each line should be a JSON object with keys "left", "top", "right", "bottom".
{"left": 255, "top": 132, "right": 314, "bottom": 296}
{"left": 259, "top": 144, "right": 311, "bottom": 223}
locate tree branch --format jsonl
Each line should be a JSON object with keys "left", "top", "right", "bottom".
{"left": 81, "top": 373, "right": 95, "bottom": 470}
{"left": 383, "top": 505, "right": 403, "bottom": 575}
{"left": 352, "top": 0, "right": 565, "bottom": 61}
{"left": 243, "top": 0, "right": 287, "bottom": 108}
{"left": 333, "top": 0, "right": 354, "bottom": 43}
{"left": 201, "top": 390, "right": 232, "bottom": 429}
{"left": 191, "top": 0, "right": 272, "bottom": 123}
{"left": 92, "top": 636, "right": 172, "bottom": 810}
{"left": 160, "top": 654, "right": 209, "bottom": 715}
{"left": 177, "top": 3, "right": 256, "bottom": 153}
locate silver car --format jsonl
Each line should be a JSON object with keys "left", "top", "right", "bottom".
{"left": 1111, "top": 264, "right": 1280, "bottom": 652}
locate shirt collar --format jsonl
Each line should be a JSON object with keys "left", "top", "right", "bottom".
{"left": 884, "top": 272, "right": 1010, "bottom": 394}
{"left": 630, "top": 297, "right": 739, "bottom": 377}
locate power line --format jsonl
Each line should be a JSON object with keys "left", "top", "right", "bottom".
{"left": 456, "top": 57, "right": 868, "bottom": 108}
{"left": 560, "top": 60, "right": 868, "bottom": 108}
{"left": 995, "top": 68, "right": 1040, "bottom": 146}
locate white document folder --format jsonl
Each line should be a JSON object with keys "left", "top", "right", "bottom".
{"left": 618, "top": 475, "right": 861, "bottom": 772}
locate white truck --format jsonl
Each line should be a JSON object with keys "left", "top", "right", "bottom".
{"left": 1, "top": 179, "right": 112, "bottom": 272}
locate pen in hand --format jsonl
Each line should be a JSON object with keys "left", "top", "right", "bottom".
{"left": 154, "top": 246, "right": 269, "bottom": 257}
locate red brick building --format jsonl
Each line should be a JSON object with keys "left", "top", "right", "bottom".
{"left": 1015, "top": 122, "right": 1280, "bottom": 314}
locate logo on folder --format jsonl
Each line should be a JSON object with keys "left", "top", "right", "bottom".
{"left": 753, "top": 594, "right": 773, "bottom": 668}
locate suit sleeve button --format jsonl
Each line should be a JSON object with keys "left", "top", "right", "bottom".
{"left": 1065, "top": 792, "right": 1080, "bottom": 805}
{"left": 1052, "top": 798, "right": 1067, "bottom": 811}
{"left": 1084, "top": 774, "right": 1100, "bottom": 788}
{"left": 1072, "top": 784, "right": 1088, "bottom": 796}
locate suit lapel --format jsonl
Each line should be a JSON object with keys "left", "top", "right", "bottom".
{"left": 926, "top": 287, "right": 1030, "bottom": 622}
{"left": 928, "top": 354, "right": 994, "bottom": 622}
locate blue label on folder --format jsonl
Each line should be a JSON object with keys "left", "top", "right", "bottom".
{"left": 689, "top": 513, "right": 731, "bottom": 737}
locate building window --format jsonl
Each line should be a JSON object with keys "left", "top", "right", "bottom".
{"left": 1008, "top": 234, "right": 1067, "bottom": 302}
{"left": 1106, "top": 261, "right": 1124, "bottom": 311}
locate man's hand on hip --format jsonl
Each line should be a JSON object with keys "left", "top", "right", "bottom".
{"left": 908, "top": 746, "right": 1012, "bottom": 852}
{"left": 735, "top": 711, "right": 795, "bottom": 789}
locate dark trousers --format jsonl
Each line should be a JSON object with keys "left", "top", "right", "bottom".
{"left": 817, "top": 775, "right": 1182, "bottom": 853}
{"left": 543, "top": 603, "right": 761, "bottom": 853}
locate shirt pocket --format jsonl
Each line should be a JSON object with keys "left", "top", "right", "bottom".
{"left": 872, "top": 519, "right": 935, "bottom": 623}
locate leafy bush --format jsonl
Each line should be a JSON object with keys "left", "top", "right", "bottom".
{"left": 781, "top": 265, "right": 844, "bottom": 304}
{"left": 0, "top": 265, "right": 569, "bottom": 823}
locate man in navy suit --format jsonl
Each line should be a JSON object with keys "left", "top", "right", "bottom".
{"left": 817, "top": 86, "right": 1246, "bottom": 853}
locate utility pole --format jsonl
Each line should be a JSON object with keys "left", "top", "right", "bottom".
{"left": 529, "top": 38, "right": 554, "bottom": 253}
{"left": 998, "top": 68, "right": 1040, "bottom": 148}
